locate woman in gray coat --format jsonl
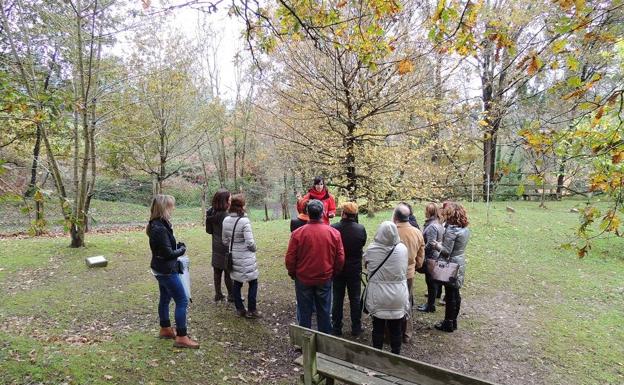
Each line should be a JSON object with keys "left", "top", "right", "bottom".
{"left": 222, "top": 194, "right": 261, "bottom": 318}
{"left": 417, "top": 203, "right": 445, "bottom": 313}
{"left": 432, "top": 202, "right": 470, "bottom": 332}
{"left": 364, "top": 221, "right": 409, "bottom": 354}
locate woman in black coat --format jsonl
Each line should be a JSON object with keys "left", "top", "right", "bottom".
{"left": 206, "top": 189, "right": 233, "bottom": 302}
{"left": 148, "top": 194, "right": 199, "bottom": 349}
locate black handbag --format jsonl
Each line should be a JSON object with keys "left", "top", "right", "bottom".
{"left": 360, "top": 246, "right": 396, "bottom": 314}
{"left": 225, "top": 217, "right": 242, "bottom": 272}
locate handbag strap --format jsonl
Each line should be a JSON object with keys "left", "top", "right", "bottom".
{"left": 368, "top": 245, "right": 396, "bottom": 282}
{"left": 229, "top": 216, "right": 242, "bottom": 253}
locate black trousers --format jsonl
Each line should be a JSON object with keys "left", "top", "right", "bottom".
{"left": 425, "top": 272, "right": 440, "bottom": 308}
{"left": 443, "top": 285, "right": 461, "bottom": 321}
{"left": 372, "top": 317, "right": 402, "bottom": 354}
{"left": 331, "top": 274, "right": 361, "bottom": 334}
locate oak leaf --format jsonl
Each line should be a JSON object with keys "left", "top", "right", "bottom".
{"left": 397, "top": 59, "right": 414, "bottom": 75}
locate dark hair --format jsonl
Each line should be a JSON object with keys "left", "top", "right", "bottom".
{"left": 211, "top": 189, "right": 231, "bottom": 211}
{"left": 313, "top": 176, "right": 324, "bottom": 186}
{"left": 229, "top": 194, "right": 246, "bottom": 216}
{"left": 445, "top": 203, "right": 469, "bottom": 227}
{"left": 307, "top": 199, "right": 324, "bottom": 220}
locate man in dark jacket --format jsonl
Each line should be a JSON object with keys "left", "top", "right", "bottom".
{"left": 285, "top": 200, "right": 345, "bottom": 334}
{"left": 331, "top": 202, "right": 367, "bottom": 336}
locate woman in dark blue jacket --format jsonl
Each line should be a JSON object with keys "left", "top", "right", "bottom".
{"left": 147, "top": 194, "right": 199, "bottom": 349}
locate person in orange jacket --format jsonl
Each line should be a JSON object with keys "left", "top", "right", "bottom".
{"left": 298, "top": 176, "right": 336, "bottom": 225}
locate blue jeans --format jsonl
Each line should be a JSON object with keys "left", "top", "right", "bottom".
{"left": 233, "top": 279, "right": 258, "bottom": 312}
{"left": 155, "top": 274, "right": 188, "bottom": 336}
{"left": 295, "top": 279, "right": 332, "bottom": 334}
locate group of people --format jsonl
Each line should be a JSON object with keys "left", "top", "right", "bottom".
{"left": 146, "top": 176, "right": 470, "bottom": 355}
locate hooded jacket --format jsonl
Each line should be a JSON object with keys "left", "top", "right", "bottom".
{"left": 222, "top": 214, "right": 259, "bottom": 282}
{"left": 364, "top": 221, "right": 410, "bottom": 320}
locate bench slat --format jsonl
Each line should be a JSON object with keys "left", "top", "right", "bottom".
{"left": 289, "top": 324, "right": 497, "bottom": 385}
{"left": 295, "top": 353, "right": 415, "bottom": 385}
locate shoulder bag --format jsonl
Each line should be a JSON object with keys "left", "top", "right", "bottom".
{"left": 360, "top": 245, "right": 396, "bottom": 315}
{"left": 225, "top": 217, "right": 242, "bottom": 272}
{"left": 426, "top": 258, "right": 459, "bottom": 283}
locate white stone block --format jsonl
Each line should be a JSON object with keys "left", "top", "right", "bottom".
{"left": 86, "top": 255, "right": 108, "bottom": 268}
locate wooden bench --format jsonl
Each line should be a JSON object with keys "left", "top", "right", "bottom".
{"left": 289, "top": 324, "right": 498, "bottom": 385}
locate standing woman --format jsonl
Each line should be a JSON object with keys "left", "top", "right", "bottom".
{"left": 301, "top": 176, "right": 336, "bottom": 225}
{"left": 417, "top": 203, "right": 444, "bottom": 313}
{"left": 147, "top": 194, "right": 199, "bottom": 349}
{"left": 206, "top": 189, "right": 233, "bottom": 302}
{"left": 364, "top": 221, "right": 409, "bottom": 355}
{"left": 432, "top": 202, "right": 470, "bottom": 332}
{"left": 222, "top": 194, "right": 261, "bottom": 318}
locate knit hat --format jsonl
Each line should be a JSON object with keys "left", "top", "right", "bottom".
{"left": 342, "top": 202, "right": 358, "bottom": 215}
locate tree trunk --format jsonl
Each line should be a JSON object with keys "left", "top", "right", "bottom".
{"left": 556, "top": 161, "right": 565, "bottom": 200}
{"left": 282, "top": 172, "right": 290, "bottom": 220}
{"left": 26, "top": 124, "right": 42, "bottom": 197}
{"left": 264, "top": 201, "right": 269, "bottom": 221}
{"left": 345, "top": 131, "right": 357, "bottom": 201}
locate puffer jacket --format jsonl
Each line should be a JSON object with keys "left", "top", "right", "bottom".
{"left": 148, "top": 218, "right": 186, "bottom": 274}
{"left": 422, "top": 218, "right": 444, "bottom": 260}
{"left": 222, "top": 213, "right": 259, "bottom": 282}
{"left": 364, "top": 221, "right": 410, "bottom": 320}
{"left": 438, "top": 225, "right": 470, "bottom": 289}
{"left": 205, "top": 207, "right": 228, "bottom": 270}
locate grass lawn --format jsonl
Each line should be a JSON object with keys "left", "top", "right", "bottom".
{"left": 0, "top": 200, "right": 622, "bottom": 384}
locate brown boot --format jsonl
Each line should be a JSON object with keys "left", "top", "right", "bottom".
{"left": 174, "top": 335, "right": 200, "bottom": 349}
{"left": 159, "top": 327, "right": 176, "bottom": 339}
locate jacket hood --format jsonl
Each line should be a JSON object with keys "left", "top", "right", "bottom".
{"left": 373, "top": 221, "right": 400, "bottom": 246}
{"left": 206, "top": 207, "right": 225, "bottom": 222}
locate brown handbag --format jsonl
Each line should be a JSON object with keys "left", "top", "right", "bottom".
{"left": 426, "top": 258, "right": 459, "bottom": 283}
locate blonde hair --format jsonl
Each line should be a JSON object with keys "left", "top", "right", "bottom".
{"left": 146, "top": 194, "right": 175, "bottom": 235}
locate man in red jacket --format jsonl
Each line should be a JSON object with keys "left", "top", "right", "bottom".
{"left": 285, "top": 199, "right": 345, "bottom": 333}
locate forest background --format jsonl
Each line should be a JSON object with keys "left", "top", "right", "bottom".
{"left": 0, "top": 0, "right": 623, "bottom": 254}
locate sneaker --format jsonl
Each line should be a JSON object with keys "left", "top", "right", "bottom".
{"left": 439, "top": 296, "right": 446, "bottom": 306}
{"left": 214, "top": 293, "right": 225, "bottom": 302}
{"left": 245, "top": 310, "right": 263, "bottom": 319}
{"left": 236, "top": 309, "right": 247, "bottom": 317}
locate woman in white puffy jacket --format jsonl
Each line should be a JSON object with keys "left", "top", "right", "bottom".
{"left": 364, "top": 221, "right": 409, "bottom": 354}
{"left": 222, "top": 194, "right": 261, "bottom": 319}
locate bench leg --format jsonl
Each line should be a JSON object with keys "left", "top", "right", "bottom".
{"left": 302, "top": 331, "right": 319, "bottom": 385}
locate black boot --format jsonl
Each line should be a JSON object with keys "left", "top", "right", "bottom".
{"left": 452, "top": 319, "right": 457, "bottom": 330}
{"left": 434, "top": 320, "right": 454, "bottom": 332}
{"left": 417, "top": 304, "right": 436, "bottom": 313}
